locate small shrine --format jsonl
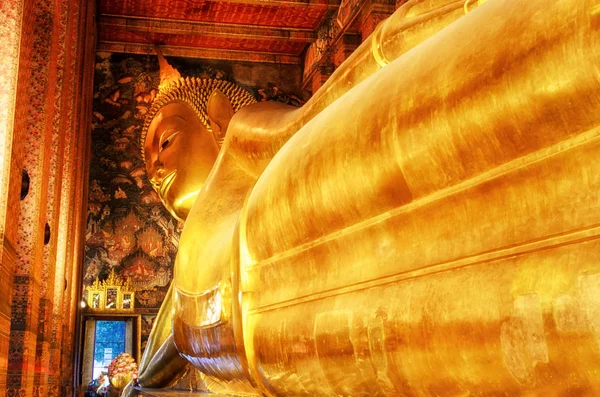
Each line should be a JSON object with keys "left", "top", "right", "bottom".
{"left": 85, "top": 270, "right": 135, "bottom": 312}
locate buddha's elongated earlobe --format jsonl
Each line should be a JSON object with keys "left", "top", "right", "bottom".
{"left": 207, "top": 89, "right": 235, "bottom": 145}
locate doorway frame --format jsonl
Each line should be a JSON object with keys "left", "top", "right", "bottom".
{"left": 79, "top": 313, "right": 142, "bottom": 388}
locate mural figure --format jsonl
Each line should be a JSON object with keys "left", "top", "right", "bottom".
{"left": 129, "top": 0, "right": 600, "bottom": 395}
{"left": 87, "top": 53, "right": 187, "bottom": 314}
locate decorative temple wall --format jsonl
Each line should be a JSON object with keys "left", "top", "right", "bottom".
{"left": 0, "top": 0, "right": 95, "bottom": 396}
{"left": 87, "top": 53, "right": 304, "bottom": 355}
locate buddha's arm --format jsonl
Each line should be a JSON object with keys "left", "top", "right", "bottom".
{"left": 138, "top": 283, "right": 174, "bottom": 373}
{"left": 134, "top": 284, "right": 188, "bottom": 390}
{"left": 123, "top": 334, "right": 189, "bottom": 396}
{"left": 227, "top": 0, "right": 484, "bottom": 177}
{"left": 137, "top": 334, "right": 188, "bottom": 388}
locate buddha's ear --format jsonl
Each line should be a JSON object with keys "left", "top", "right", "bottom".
{"left": 207, "top": 89, "right": 234, "bottom": 143}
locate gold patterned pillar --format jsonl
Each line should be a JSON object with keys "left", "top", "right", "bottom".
{"left": 55, "top": 0, "right": 96, "bottom": 395}
{"left": 0, "top": 0, "right": 26, "bottom": 395}
{"left": 32, "top": 0, "right": 77, "bottom": 393}
{"left": 3, "top": 0, "right": 46, "bottom": 395}
{"left": 333, "top": 34, "right": 360, "bottom": 68}
{"left": 2, "top": 0, "right": 95, "bottom": 396}
{"left": 358, "top": 0, "right": 394, "bottom": 41}
{"left": 311, "top": 64, "right": 335, "bottom": 96}
{"left": 60, "top": 1, "right": 96, "bottom": 394}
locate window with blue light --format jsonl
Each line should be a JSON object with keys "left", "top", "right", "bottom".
{"left": 93, "top": 320, "right": 126, "bottom": 379}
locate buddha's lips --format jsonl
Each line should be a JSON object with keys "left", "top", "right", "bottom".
{"left": 159, "top": 170, "right": 176, "bottom": 198}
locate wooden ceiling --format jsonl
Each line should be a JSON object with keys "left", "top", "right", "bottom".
{"left": 97, "top": 0, "right": 341, "bottom": 65}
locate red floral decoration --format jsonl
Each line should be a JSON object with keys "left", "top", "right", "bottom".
{"left": 107, "top": 352, "right": 138, "bottom": 389}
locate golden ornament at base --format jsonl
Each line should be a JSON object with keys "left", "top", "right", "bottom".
{"left": 109, "top": 373, "right": 133, "bottom": 390}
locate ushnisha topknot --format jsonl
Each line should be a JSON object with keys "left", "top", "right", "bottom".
{"left": 140, "top": 48, "right": 256, "bottom": 159}
{"left": 140, "top": 77, "right": 256, "bottom": 159}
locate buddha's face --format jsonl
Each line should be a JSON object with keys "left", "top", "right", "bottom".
{"left": 144, "top": 101, "right": 220, "bottom": 221}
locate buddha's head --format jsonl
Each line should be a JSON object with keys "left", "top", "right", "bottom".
{"left": 141, "top": 55, "right": 255, "bottom": 221}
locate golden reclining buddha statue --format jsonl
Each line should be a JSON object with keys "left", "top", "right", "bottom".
{"left": 128, "top": 0, "right": 600, "bottom": 395}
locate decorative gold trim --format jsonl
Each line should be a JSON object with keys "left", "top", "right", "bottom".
{"left": 464, "top": 0, "right": 472, "bottom": 14}
{"left": 82, "top": 317, "right": 97, "bottom": 386}
{"left": 85, "top": 270, "right": 136, "bottom": 312}
{"left": 465, "top": 0, "right": 488, "bottom": 14}
{"left": 371, "top": 22, "right": 390, "bottom": 68}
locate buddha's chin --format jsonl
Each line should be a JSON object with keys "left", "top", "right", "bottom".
{"left": 172, "top": 190, "right": 201, "bottom": 221}
{"left": 156, "top": 187, "right": 191, "bottom": 222}
{"left": 158, "top": 185, "right": 200, "bottom": 223}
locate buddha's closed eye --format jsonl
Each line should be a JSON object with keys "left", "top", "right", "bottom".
{"left": 160, "top": 130, "right": 180, "bottom": 152}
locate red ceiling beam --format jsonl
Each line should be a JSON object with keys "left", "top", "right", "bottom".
{"left": 96, "top": 42, "right": 302, "bottom": 65}
{"left": 97, "top": 15, "right": 317, "bottom": 42}
{"left": 203, "top": 0, "right": 340, "bottom": 7}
